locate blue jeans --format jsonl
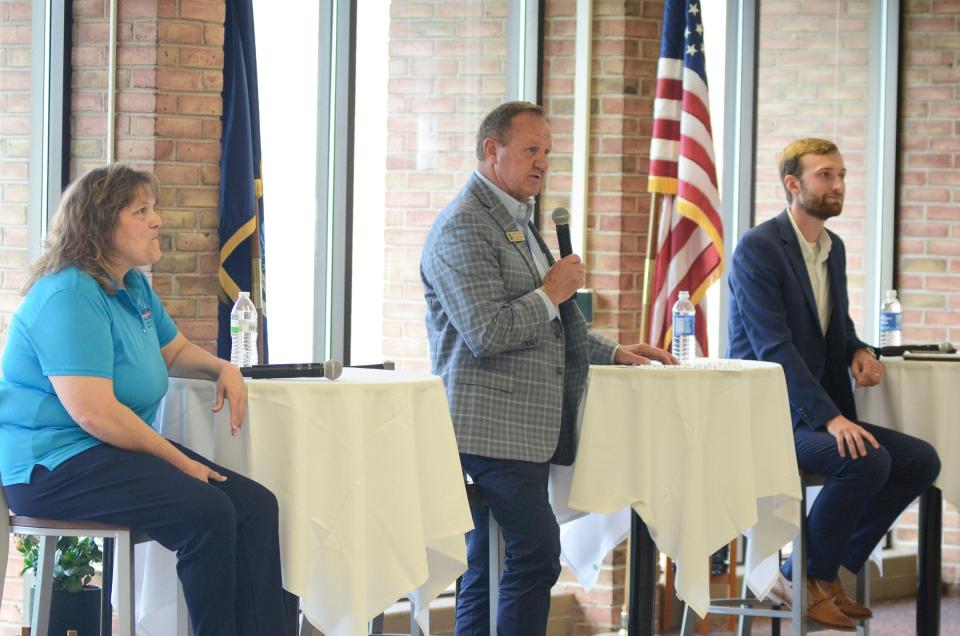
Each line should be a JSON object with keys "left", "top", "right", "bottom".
{"left": 456, "top": 454, "right": 561, "bottom": 636}
{"left": 782, "top": 421, "right": 940, "bottom": 581}
{"left": 4, "top": 441, "right": 286, "bottom": 636}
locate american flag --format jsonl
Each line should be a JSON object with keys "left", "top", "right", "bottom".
{"left": 647, "top": 0, "right": 723, "bottom": 355}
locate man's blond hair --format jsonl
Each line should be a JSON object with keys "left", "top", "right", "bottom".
{"left": 779, "top": 138, "right": 839, "bottom": 204}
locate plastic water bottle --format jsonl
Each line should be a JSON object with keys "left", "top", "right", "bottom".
{"left": 879, "top": 289, "right": 902, "bottom": 348}
{"left": 230, "top": 291, "right": 258, "bottom": 367}
{"left": 672, "top": 290, "right": 696, "bottom": 363}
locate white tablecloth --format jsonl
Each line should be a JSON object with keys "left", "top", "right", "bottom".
{"left": 855, "top": 357, "right": 960, "bottom": 506}
{"left": 137, "top": 368, "right": 473, "bottom": 636}
{"left": 560, "top": 360, "right": 802, "bottom": 617}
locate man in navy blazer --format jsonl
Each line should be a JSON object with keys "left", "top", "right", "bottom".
{"left": 728, "top": 138, "right": 940, "bottom": 630}
{"left": 422, "top": 102, "right": 675, "bottom": 635}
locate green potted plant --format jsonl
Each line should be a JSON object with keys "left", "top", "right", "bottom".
{"left": 15, "top": 535, "right": 104, "bottom": 635}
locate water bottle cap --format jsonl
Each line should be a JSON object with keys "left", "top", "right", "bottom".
{"left": 884, "top": 289, "right": 897, "bottom": 300}
{"left": 238, "top": 291, "right": 250, "bottom": 299}
{"left": 678, "top": 290, "right": 690, "bottom": 299}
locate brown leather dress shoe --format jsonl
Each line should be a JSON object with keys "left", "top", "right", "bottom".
{"left": 817, "top": 577, "right": 874, "bottom": 619}
{"left": 766, "top": 575, "right": 855, "bottom": 631}
{"left": 805, "top": 578, "right": 856, "bottom": 631}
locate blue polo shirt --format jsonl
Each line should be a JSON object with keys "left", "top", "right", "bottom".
{"left": 0, "top": 266, "right": 178, "bottom": 485}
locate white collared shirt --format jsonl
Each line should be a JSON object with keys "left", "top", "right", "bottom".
{"left": 474, "top": 171, "right": 557, "bottom": 319}
{"left": 787, "top": 210, "right": 833, "bottom": 335}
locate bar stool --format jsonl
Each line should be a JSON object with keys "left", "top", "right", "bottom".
{"left": 1, "top": 481, "right": 190, "bottom": 636}
{"left": 679, "top": 473, "right": 870, "bottom": 636}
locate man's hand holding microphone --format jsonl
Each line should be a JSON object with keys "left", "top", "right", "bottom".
{"left": 541, "top": 207, "right": 583, "bottom": 305}
{"left": 540, "top": 206, "right": 677, "bottom": 366}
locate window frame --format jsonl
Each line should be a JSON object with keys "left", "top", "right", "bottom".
{"left": 28, "top": 0, "right": 70, "bottom": 261}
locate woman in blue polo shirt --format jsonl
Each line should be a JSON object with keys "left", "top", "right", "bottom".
{"left": 0, "top": 164, "right": 285, "bottom": 635}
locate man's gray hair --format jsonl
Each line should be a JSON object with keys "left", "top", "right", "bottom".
{"left": 475, "top": 101, "right": 545, "bottom": 161}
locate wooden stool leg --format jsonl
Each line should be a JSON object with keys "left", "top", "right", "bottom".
{"left": 726, "top": 539, "right": 739, "bottom": 630}
{"left": 661, "top": 556, "right": 675, "bottom": 631}
{"left": 697, "top": 601, "right": 710, "bottom": 634}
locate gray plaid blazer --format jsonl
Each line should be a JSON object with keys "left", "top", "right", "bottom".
{"left": 420, "top": 173, "right": 617, "bottom": 465}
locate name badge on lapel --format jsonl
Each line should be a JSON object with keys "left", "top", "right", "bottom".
{"left": 506, "top": 230, "right": 525, "bottom": 243}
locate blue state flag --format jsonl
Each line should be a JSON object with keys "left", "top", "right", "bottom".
{"left": 218, "top": 0, "right": 268, "bottom": 362}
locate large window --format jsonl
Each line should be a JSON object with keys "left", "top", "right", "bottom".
{"left": 352, "top": 0, "right": 515, "bottom": 370}
{"left": 254, "top": 0, "right": 536, "bottom": 367}
{"left": 252, "top": 0, "right": 320, "bottom": 364}
{"left": 753, "top": 0, "right": 872, "bottom": 327}
{"left": 722, "top": 0, "right": 900, "bottom": 348}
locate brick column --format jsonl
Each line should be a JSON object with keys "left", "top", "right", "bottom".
{"left": 542, "top": 1, "right": 662, "bottom": 632}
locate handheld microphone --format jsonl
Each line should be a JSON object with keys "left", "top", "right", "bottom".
{"left": 551, "top": 207, "right": 573, "bottom": 258}
{"left": 879, "top": 342, "right": 956, "bottom": 358}
{"left": 240, "top": 359, "right": 343, "bottom": 379}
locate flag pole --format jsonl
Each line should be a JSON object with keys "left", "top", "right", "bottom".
{"left": 618, "top": 191, "right": 664, "bottom": 636}
{"left": 640, "top": 192, "right": 664, "bottom": 347}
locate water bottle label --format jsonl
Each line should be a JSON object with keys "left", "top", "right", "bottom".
{"left": 879, "top": 311, "right": 901, "bottom": 332}
{"left": 230, "top": 319, "right": 257, "bottom": 334}
{"left": 673, "top": 313, "right": 695, "bottom": 337}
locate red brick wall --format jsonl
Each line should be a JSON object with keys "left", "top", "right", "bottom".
{"left": 897, "top": 0, "right": 960, "bottom": 591}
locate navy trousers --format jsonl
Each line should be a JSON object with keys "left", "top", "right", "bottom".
{"left": 456, "top": 454, "right": 561, "bottom": 636}
{"left": 3, "top": 441, "right": 286, "bottom": 636}
{"left": 782, "top": 421, "right": 940, "bottom": 581}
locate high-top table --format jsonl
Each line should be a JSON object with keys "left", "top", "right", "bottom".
{"left": 560, "top": 360, "right": 802, "bottom": 629}
{"left": 855, "top": 355, "right": 960, "bottom": 636}
{"left": 136, "top": 368, "right": 473, "bottom": 636}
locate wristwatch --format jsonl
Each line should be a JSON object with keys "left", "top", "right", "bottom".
{"left": 861, "top": 345, "right": 878, "bottom": 359}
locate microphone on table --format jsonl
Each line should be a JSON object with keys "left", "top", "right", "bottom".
{"left": 240, "top": 359, "right": 343, "bottom": 380}
{"left": 551, "top": 207, "right": 574, "bottom": 258}
{"left": 879, "top": 342, "right": 956, "bottom": 358}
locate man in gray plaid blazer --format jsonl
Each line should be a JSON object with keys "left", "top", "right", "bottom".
{"left": 421, "top": 101, "right": 675, "bottom": 635}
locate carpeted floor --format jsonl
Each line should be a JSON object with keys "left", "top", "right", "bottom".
{"left": 665, "top": 595, "right": 960, "bottom": 635}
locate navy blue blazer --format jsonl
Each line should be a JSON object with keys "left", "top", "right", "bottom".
{"left": 727, "top": 210, "right": 871, "bottom": 430}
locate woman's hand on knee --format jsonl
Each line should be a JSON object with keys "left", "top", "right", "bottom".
{"left": 182, "top": 458, "right": 227, "bottom": 483}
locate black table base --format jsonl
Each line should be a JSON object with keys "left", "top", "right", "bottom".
{"left": 627, "top": 510, "right": 657, "bottom": 636}
{"left": 918, "top": 485, "right": 942, "bottom": 636}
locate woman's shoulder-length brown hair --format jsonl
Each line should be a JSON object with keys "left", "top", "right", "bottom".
{"left": 23, "top": 163, "right": 159, "bottom": 295}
